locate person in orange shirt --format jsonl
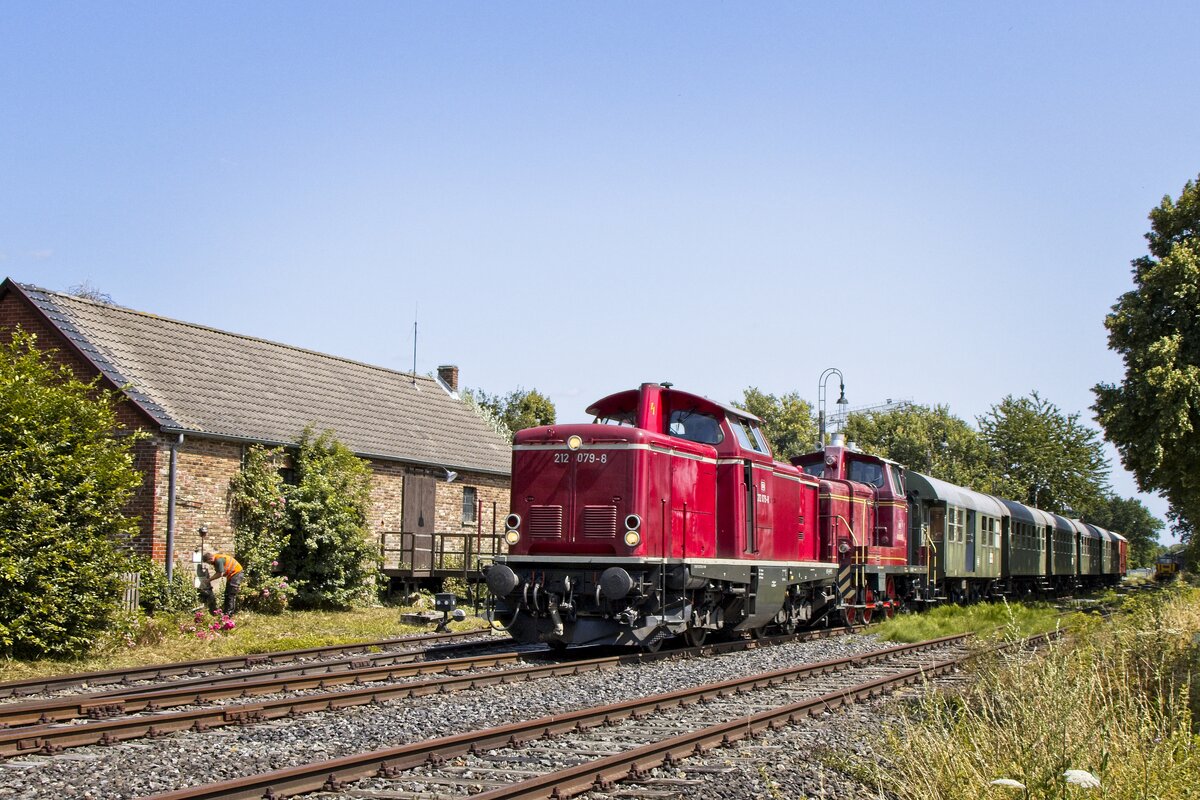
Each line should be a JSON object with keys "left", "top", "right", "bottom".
{"left": 201, "top": 551, "right": 245, "bottom": 615}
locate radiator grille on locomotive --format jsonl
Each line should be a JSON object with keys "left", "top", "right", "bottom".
{"left": 528, "top": 505, "right": 563, "bottom": 538}
{"left": 581, "top": 505, "right": 618, "bottom": 538}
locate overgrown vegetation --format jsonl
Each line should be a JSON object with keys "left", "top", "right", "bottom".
{"left": 229, "top": 445, "right": 289, "bottom": 584}
{"left": 871, "top": 585, "right": 1200, "bottom": 799}
{"left": 125, "top": 553, "right": 198, "bottom": 615}
{"left": 0, "top": 331, "right": 144, "bottom": 659}
{"left": 870, "top": 600, "right": 1065, "bottom": 644}
{"left": 228, "top": 430, "right": 375, "bottom": 611}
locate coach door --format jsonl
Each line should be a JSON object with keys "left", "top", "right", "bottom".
{"left": 965, "top": 509, "right": 977, "bottom": 573}
{"left": 403, "top": 473, "right": 436, "bottom": 575}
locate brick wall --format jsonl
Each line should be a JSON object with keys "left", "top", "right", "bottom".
{"left": 153, "top": 436, "right": 244, "bottom": 571}
{"left": 435, "top": 472, "right": 509, "bottom": 537}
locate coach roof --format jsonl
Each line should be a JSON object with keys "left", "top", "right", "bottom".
{"left": 3, "top": 280, "right": 511, "bottom": 475}
{"left": 906, "top": 471, "right": 1007, "bottom": 517}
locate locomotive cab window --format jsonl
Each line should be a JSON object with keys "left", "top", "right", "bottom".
{"left": 729, "top": 418, "right": 766, "bottom": 453}
{"left": 848, "top": 459, "right": 885, "bottom": 488}
{"left": 594, "top": 410, "right": 636, "bottom": 427}
{"left": 800, "top": 462, "right": 824, "bottom": 478}
{"left": 667, "top": 409, "right": 723, "bottom": 445}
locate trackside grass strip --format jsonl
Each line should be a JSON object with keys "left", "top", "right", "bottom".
{"left": 869, "top": 585, "right": 1200, "bottom": 799}
{"left": 871, "top": 600, "right": 1066, "bottom": 644}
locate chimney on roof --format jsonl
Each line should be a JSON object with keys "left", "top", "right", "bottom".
{"left": 437, "top": 365, "right": 459, "bottom": 392}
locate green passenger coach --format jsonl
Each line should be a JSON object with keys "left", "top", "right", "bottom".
{"left": 906, "top": 472, "right": 1005, "bottom": 602}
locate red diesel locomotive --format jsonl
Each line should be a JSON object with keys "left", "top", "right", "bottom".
{"left": 483, "top": 382, "right": 924, "bottom": 649}
{"left": 482, "top": 382, "right": 1126, "bottom": 649}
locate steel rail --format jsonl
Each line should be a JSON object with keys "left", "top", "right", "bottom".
{"left": 477, "top": 631, "right": 1060, "bottom": 800}
{"left": 0, "top": 650, "right": 527, "bottom": 729}
{"left": 0, "top": 627, "right": 848, "bottom": 757}
{"left": 0, "top": 629, "right": 490, "bottom": 700}
{"left": 140, "top": 632, "right": 968, "bottom": 800}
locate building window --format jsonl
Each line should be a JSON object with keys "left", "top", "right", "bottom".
{"left": 462, "top": 487, "right": 478, "bottom": 525}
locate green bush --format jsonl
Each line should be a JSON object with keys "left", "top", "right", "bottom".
{"left": 229, "top": 445, "right": 289, "bottom": 583}
{"left": 0, "top": 331, "right": 144, "bottom": 659}
{"left": 124, "top": 554, "right": 199, "bottom": 614}
{"left": 241, "top": 574, "right": 298, "bottom": 614}
{"left": 280, "top": 428, "right": 375, "bottom": 609}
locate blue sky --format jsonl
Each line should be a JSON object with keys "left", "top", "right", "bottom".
{"left": 3, "top": 4, "right": 1197, "bottom": 533}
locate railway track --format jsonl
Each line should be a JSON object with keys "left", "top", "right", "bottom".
{"left": 0, "top": 628, "right": 852, "bottom": 757}
{"left": 142, "top": 630, "right": 1012, "bottom": 800}
{"left": 0, "top": 629, "right": 495, "bottom": 701}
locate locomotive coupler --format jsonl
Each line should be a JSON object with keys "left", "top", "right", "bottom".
{"left": 548, "top": 599, "right": 564, "bottom": 637}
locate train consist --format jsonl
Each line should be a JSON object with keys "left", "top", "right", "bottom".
{"left": 483, "top": 383, "right": 1127, "bottom": 649}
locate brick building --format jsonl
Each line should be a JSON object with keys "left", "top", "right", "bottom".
{"left": 0, "top": 279, "right": 512, "bottom": 585}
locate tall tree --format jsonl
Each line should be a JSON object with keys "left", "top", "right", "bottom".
{"left": 0, "top": 331, "right": 143, "bottom": 657}
{"left": 843, "top": 404, "right": 1012, "bottom": 495}
{"left": 1085, "top": 495, "right": 1164, "bottom": 569}
{"left": 978, "top": 392, "right": 1110, "bottom": 516}
{"left": 465, "top": 387, "right": 556, "bottom": 439}
{"left": 736, "top": 388, "right": 817, "bottom": 461}
{"left": 1094, "top": 175, "right": 1200, "bottom": 537}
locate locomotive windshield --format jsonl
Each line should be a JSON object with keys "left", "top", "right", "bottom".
{"left": 668, "top": 409, "right": 723, "bottom": 444}
{"left": 848, "top": 459, "right": 885, "bottom": 488}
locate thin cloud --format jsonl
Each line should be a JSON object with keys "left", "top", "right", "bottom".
{"left": 29, "top": 249, "right": 53, "bottom": 261}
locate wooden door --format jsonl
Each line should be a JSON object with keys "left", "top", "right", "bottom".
{"left": 403, "top": 474, "right": 436, "bottom": 574}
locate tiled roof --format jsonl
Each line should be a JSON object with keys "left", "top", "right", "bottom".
{"left": 11, "top": 282, "right": 511, "bottom": 475}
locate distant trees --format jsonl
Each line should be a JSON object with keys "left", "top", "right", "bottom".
{"left": 736, "top": 388, "right": 816, "bottom": 460}
{"left": 843, "top": 404, "right": 1006, "bottom": 495}
{"left": 465, "top": 387, "right": 556, "bottom": 440}
{"left": 978, "top": 392, "right": 1110, "bottom": 517}
{"left": 1094, "top": 174, "right": 1200, "bottom": 540}
{"left": 1086, "top": 496, "right": 1163, "bottom": 569}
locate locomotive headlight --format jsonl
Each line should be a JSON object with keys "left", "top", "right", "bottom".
{"left": 838, "top": 540, "right": 851, "bottom": 554}
{"left": 623, "top": 529, "right": 641, "bottom": 547}
{"left": 624, "top": 514, "right": 642, "bottom": 531}
{"left": 504, "top": 529, "right": 521, "bottom": 546}
{"left": 567, "top": 435, "right": 583, "bottom": 451}
{"left": 505, "top": 513, "right": 521, "bottom": 530}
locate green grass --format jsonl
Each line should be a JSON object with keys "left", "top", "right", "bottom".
{"left": 0, "top": 603, "right": 491, "bottom": 684}
{"left": 871, "top": 599, "right": 1067, "bottom": 644}
{"left": 864, "top": 584, "right": 1200, "bottom": 799}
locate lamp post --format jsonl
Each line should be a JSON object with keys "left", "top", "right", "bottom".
{"left": 818, "top": 368, "right": 849, "bottom": 448}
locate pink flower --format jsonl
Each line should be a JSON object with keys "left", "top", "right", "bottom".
{"left": 271, "top": 560, "right": 279, "bottom": 566}
{"left": 263, "top": 589, "right": 271, "bottom": 596}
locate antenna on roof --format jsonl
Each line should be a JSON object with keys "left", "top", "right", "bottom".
{"left": 412, "top": 303, "right": 418, "bottom": 386}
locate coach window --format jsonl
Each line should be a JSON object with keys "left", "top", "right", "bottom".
{"left": 462, "top": 487, "right": 478, "bottom": 525}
